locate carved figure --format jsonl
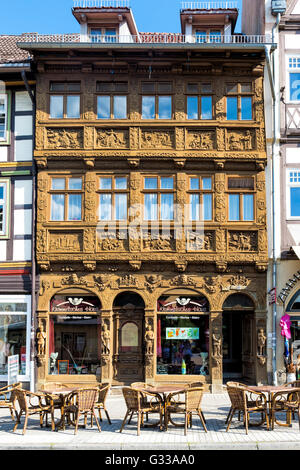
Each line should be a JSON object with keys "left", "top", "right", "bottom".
{"left": 145, "top": 323, "right": 154, "bottom": 355}
{"left": 36, "top": 322, "right": 46, "bottom": 356}
{"left": 101, "top": 322, "right": 110, "bottom": 355}
{"left": 212, "top": 333, "right": 222, "bottom": 358}
{"left": 257, "top": 328, "right": 266, "bottom": 356}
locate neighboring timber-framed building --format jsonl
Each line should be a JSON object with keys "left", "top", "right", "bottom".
{"left": 18, "top": 1, "right": 274, "bottom": 392}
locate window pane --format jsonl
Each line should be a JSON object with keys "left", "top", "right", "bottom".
{"left": 68, "top": 178, "right": 82, "bottom": 190}
{"left": 105, "top": 28, "right": 116, "bottom": 43}
{"left": 241, "top": 97, "right": 252, "bottom": 120}
{"left": 115, "top": 177, "right": 127, "bottom": 190}
{"left": 161, "top": 193, "right": 174, "bottom": 220}
{"left": 158, "top": 82, "right": 172, "bottom": 94}
{"left": 190, "top": 194, "right": 200, "bottom": 221}
{"left": 51, "top": 194, "right": 65, "bottom": 221}
{"left": 187, "top": 83, "right": 198, "bottom": 93}
{"left": 97, "top": 96, "right": 110, "bottom": 119}
{"left": 187, "top": 96, "right": 198, "bottom": 120}
{"left": 52, "top": 178, "right": 65, "bottom": 190}
{"left": 291, "top": 187, "right": 300, "bottom": 216}
{"left": 0, "top": 95, "right": 7, "bottom": 140}
{"left": 99, "top": 194, "right": 112, "bottom": 220}
{"left": 190, "top": 177, "right": 199, "bottom": 190}
{"left": 144, "top": 193, "right": 158, "bottom": 220}
{"left": 201, "top": 96, "right": 212, "bottom": 119}
{"left": 0, "top": 314, "right": 27, "bottom": 375}
{"left": 142, "top": 96, "right": 155, "bottom": 119}
{"left": 91, "top": 29, "right": 102, "bottom": 43}
{"left": 210, "top": 31, "right": 221, "bottom": 43}
{"left": 68, "top": 194, "right": 82, "bottom": 221}
{"left": 66, "top": 95, "right": 80, "bottom": 118}
{"left": 229, "top": 194, "right": 240, "bottom": 220}
{"left": 243, "top": 194, "right": 254, "bottom": 221}
{"left": 50, "top": 82, "right": 65, "bottom": 92}
{"left": 202, "top": 177, "right": 212, "bottom": 190}
{"left": 100, "top": 177, "right": 112, "bottom": 190}
{"left": 290, "top": 73, "right": 300, "bottom": 101}
{"left": 241, "top": 84, "right": 251, "bottom": 93}
{"left": 113, "top": 96, "right": 127, "bottom": 119}
{"left": 161, "top": 177, "right": 173, "bottom": 190}
{"left": 158, "top": 96, "right": 172, "bottom": 119}
{"left": 227, "top": 97, "right": 238, "bottom": 120}
{"left": 203, "top": 193, "right": 212, "bottom": 220}
{"left": 142, "top": 83, "right": 155, "bottom": 94}
{"left": 144, "top": 177, "right": 157, "bottom": 189}
{"left": 50, "top": 96, "right": 63, "bottom": 118}
{"left": 67, "top": 83, "right": 81, "bottom": 92}
{"left": 115, "top": 193, "right": 127, "bottom": 220}
{"left": 196, "top": 31, "right": 206, "bottom": 43}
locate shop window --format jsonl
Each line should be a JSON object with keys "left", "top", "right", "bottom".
{"left": 0, "top": 295, "right": 31, "bottom": 378}
{"left": 0, "top": 92, "right": 10, "bottom": 143}
{"left": 186, "top": 83, "right": 213, "bottom": 120}
{"left": 287, "top": 170, "right": 300, "bottom": 218}
{"left": 0, "top": 179, "right": 10, "bottom": 238}
{"left": 49, "top": 295, "right": 101, "bottom": 376}
{"left": 157, "top": 294, "right": 209, "bottom": 376}
{"left": 141, "top": 82, "right": 173, "bottom": 120}
{"left": 50, "top": 176, "right": 82, "bottom": 221}
{"left": 143, "top": 176, "right": 174, "bottom": 221}
{"left": 288, "top": 56, "right": 300, "bottom": 102}
{"left": 227, "top": 176, "right": 255, "bottom": 221}
{"left": 97, "top": 82, "right": 128, "bottom": 119}
{"left": 226, "top": 83, "right": 253, "bottom": 121}
{"left": 98, "top": 175, "right": 128, "bottom": 221}
{"left": 188, "top": 175, "right": 213, "bottom": 221}
{"left": 49, "top": 82, "right": 81, "bottom": 119}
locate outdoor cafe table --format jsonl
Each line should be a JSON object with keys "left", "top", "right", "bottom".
{"left": 141, "top": 384, "right": 189, "bottom": 430}
{"left": 247, "top": 385, "right": 293, "bottom": 427}
{"left": 40, "top": 386, "right": 81, "bottom": 431}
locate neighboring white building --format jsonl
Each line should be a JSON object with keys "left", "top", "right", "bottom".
{"left": 243, "top": 0, "right": 300, "bottom": 384}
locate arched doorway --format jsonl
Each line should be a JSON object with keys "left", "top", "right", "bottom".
{"left": 286, "top": 289, "right": 300, "bottom": 368}
{"left": 222, "top": 293, "right": 255, "bottom": 382}
{"left": 112, "top": 292, "right": 145, "bottom": 385}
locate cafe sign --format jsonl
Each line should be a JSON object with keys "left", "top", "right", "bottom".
{"left": 50, "top": 295, "right": 101, "bottom": 313}
{"left": 157, "top": 295, "right": 209, "bottom": 312}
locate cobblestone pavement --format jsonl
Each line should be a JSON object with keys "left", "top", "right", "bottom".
{"left": 0, "top": 393, "right": 300, "bottom": 450}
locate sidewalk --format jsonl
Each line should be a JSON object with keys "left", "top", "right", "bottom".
{"left": 1, "top": 392, "right": 300, "bottom": 450}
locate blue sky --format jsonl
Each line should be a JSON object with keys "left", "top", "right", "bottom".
{"left": 0, "top": 0, "right": 243, "bottom": 35}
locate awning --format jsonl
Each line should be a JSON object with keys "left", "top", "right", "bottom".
{"left": 292, "top": 246, "right": 300, "bottom": 259}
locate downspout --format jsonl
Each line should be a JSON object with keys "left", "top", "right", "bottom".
{"left": 268, "top": 13, "right": 281, "bottom": 385}
{"left": 21, "top": 70, "right": 36, "bottom": 392}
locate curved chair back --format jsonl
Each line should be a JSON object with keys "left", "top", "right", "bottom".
{"left": 122, "top": 387, "right": 140, "bottom": 411}
{"left": 186, "top": 387, "right": 204, "bottom": 411}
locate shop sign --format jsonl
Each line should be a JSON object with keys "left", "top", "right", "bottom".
{"left": 50, "top": 296, "right": 101, "bottom": 313}
{"left": 157, "top": 296, "right": 209, "bottom": 312}
{"left": 166, "top": 327, "right": 199, "bottom": 340}
{"left": 278, "top": 271, "right": 300, "bottom": 304}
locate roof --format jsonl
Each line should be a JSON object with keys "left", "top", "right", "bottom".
{"left": 0, "top": 35, "right": 31, "bottom": 64}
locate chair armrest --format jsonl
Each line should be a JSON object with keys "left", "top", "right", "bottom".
{"left": 244, "top": 389, "right": 268, "bottom": 407}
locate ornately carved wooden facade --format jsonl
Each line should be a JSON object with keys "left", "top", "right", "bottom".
{"left": 19, "top": 3, "right": 271, "bottom": 391}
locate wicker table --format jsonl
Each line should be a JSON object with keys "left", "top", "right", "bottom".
{"left": 41, "top": 386, "right": 79, "bottom": 431}
{"left": 247, "top": 385, "right": 292, "bottom": 427}
{"left": 142, "top": 384, "right": 189, "bottom": 430}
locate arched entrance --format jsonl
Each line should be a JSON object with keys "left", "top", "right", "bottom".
{"left": 222, "top": 293, "right": 255, "bottom": 382}
{"left": 112, "top": 292, "right": 145, "bottom": 385}
{"left": 286, "top": 289, "right": 300, "bottom": 369}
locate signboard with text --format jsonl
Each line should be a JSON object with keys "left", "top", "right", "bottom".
{"left": 7, "top": 355, "right": 19, "bottom": 385}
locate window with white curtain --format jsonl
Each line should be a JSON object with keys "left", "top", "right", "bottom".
{"left": 50, "top": 177, "right": 82, "bottom": 221}
{"left": 188, "top": 176, "right": 213, "bottom": 221}
{"left": 143, "top": 176, "right": 174, "bottom": 221}
{"left": 227, "top": 176, "right": 255, "bottom": 221}
{"left": 0, "top": 93, "right": 9, "bottom": 142}
{"left": 98, "top": 176, "right": 128, "bottom": 221}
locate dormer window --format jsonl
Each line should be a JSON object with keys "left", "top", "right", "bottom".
{"left": 90, "top": 27, "right": 117, "bottom": 43}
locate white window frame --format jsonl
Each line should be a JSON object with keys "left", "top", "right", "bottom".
{"left": 0, "top": 93, "right": 9, "bottom": 143}
{"left": 0, "top": 179, "right": 10, "bottom": 238}
{"left": 0, "top": 294, "right": 31, "bottom": 382}
{"left": 287, "top": 55, "right": 300, "bottom": 103}
{"left": 287, "top": 169, "right": 300, "bottom": 219}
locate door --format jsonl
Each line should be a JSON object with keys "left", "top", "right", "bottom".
{"left": 113, "top": 308, "right": 144, "bottom": 385}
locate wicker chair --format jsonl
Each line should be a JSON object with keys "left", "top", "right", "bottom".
{"left": 0, "top": 382, "right": 21, "bottom": 421}
{"left": 13, "top": 388, "right": 55, "bottom": 434}
{"left": 165, "top": 387, "right": 207, "bottom": 435}
{"left": 64, "top": 387, "right": 101, "bottom": 434}
{"left": 93, "top": 383, "right": 111, "bottom": 424}
{"left": 226, "top": 384, "right": 269, "bottom": 434}
{"left": 120, "top": 387, "right": 163, "bottom": 436}
{"left": 270, "top": 388, "right": 300, "bottom": 430}
{"left": 225, "top": 381, "right": 248, "bottom": 423}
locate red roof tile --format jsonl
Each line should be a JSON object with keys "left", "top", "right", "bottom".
{"left": 0, "top": 35, "right": 31, "bottom": 64}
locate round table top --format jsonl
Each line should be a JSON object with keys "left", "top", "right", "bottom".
{"left": 247, "top": 385, "right": 291, "bottom": 393}
{"left": 142, "top": 385, "right": 188, "bottom": 394}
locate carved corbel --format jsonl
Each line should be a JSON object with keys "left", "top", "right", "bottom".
{"left": 129, "top": 260, "right": 142, "bottom": 271}
{"left": 216, "top": 261, "right": 227, "bottom": 273}
{"left": 174, "top": 158, "right": 186, "bottom": 169}
{"left": 175, "top": 261, "right": 187, "bottom": 272}
{"left": 35, "top": 157, "right": 47, "bottom": 169}
{"left": 84, "top": 158, "right": 95, "bottom": 168}
{"left": 127, "top": 158, "right": 139, "bottom": 168}
{"left": 83, "top": 261, "right": 96, "bottom": 272}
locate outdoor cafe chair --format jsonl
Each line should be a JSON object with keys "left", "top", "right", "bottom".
{"left": 120, "top": 387, "right": 163, "bottom": 435}
{"left": 93, "top": 382, "right": 112, "bottom": 424}
{"left": 0, "top": 382, "right": 21, "bottom": 421}
{"left": 165, "top": 387, "right": 207, "bottom": 435}
{"left": 226, "top": 384, "right": 269, "bottom": 434}
{"left": 13, "top": 388, "right": 55, "bottom": 434}
{"left": 225, "top": 381, "right": 248, "bottom": 423}
{"left": 270, "top": 388, "right": 300, "bottom": 430}
{"left": 64, "top": 387, "right": 101, "bottom": 434}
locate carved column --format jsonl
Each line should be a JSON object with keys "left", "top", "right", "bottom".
{"left": 255, "top": 310, "right": 268, "bottom": 385}
{"left": 129, "top": 172, "right": 142, "bottom": 252}
{"left": 36, "top": 310, "right": 48, "bottom": 384}
{"left": 100, "top": 309, "right": 113, "bottom": 383}
{"left": 210, "top": 310, "right": 223, "bottom": 393}
{"left": 144, "top": 308, "right": 155, "bottom": 383}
